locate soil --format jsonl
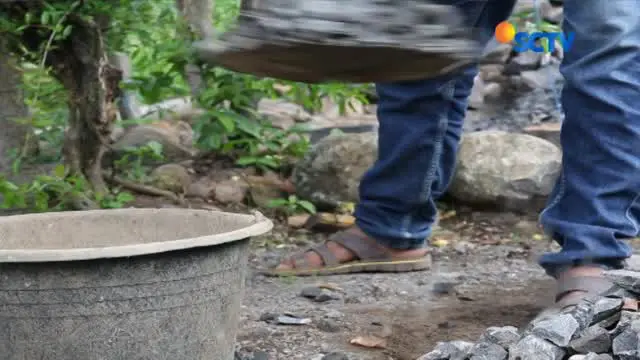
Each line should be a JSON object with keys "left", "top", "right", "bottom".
{"left": 233, "top": 207, "right": 580, "bottom": 360}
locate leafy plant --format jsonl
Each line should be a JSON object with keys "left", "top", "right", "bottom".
{"left": 267, "top": 195, "right": 316, "bottom": 215}
{"left": 112, "top": 141, "right": 165, "bottom": 182}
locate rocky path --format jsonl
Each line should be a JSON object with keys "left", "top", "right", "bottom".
{"left": 233, "top": 210, "right": 592, "bottom": 360}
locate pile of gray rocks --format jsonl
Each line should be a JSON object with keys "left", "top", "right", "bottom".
{"left": 418, "top": 269, "right": 640, "bottom": 360}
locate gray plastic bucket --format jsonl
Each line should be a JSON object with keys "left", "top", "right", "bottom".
{"left": 0, "top": 208, "right": 273, "bottom": 360}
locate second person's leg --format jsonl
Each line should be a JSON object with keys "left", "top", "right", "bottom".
{"left": 271, "top": 0, "right": 517, "bottom": 275}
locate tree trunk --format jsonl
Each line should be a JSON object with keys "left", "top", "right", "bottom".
{"left": 0, "top": 38, "right": 38, "bottom": 173}
{"left": 175, "top": 0, "right": 215, "bottom": 97}
{"left": 47, "top": 14, "right": 121, "bottom": 194}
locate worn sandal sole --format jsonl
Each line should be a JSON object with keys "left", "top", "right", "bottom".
{"left": 260, "top": 254, "right": 432, "bottom": 277}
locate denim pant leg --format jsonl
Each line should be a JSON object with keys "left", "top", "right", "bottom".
{"left": 354, "top": 0, "right": 516, "bottom": 250}
{"left": 539, "top": 0, "right": 640, "bottom": 274}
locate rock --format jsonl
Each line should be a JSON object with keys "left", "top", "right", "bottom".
{"left": 568, "top": 296, "right": 598, "bottom": 330}
{"left": 540, "top": 1, "right": 564, "bottom": 24}
{"left": 483, "top": 82, "right": 502, "bottom": 101}
{"left": 214, "top": 179, "right": 248, "bottom": 204}
{"left": 508, "top": 335, "right": 565, "bottom": 360}
{"left": 432, "top": 281, "right": 457, "bottom": 295}
{"left": 532, "top": 314, "right": 580, "bottom": 347}
{"left": 287, "top": 214, "right": 310, "bottom": 228}
{"left": 520, "top": 66, "right": 563, "bottom": 91}
{"left": 246, "top": 175, "right": 285, "bottom": 208}
{"left": 570, "top": 325, "right": 611, "bottom": 354}
{"left": 257, "top": 98, "right": 312, "bottom": 129}
{"left": 593, "top": 297, "right": 623, "bottom": 324}
{"left": 316, "top": 318, "right": 340, "bottom": 332}
{"left": 448, "top": 131, "right": 562, "bottom": 212}
{"left": 523, "top": 123, "right": 561, "bottom": 148}
{"left": 186, "top": 178, "right": 216, "bottom": 199}
{"left": 148, "top": 164, "right": 191, "bottom": 193}
{"left": 468, "top": 342, "right": 508, "bottom": 360}
{"left": 300, "top": 286, "right": 338, "bottom": 302}
{"left": 612, "top": 320, "right": 640, "bottom": 358}
{"left": 293, "top": 133, "right": 377, "bottom": 208}
{"left": 417, "top": 341, "right": 474, "bottom": 360}
{"left": 110, "top": 121, "right": 196, "bottom": 164}
{"left": 480, "top": 326, "right": 521, "bottom": 348}
{"left": 321, "top": 97, "right": 365, "bottom": 118}
{"left": 321, "top": 352, "right": 349, "bottom": 360}
{"left": 479, "top": 64, "right": 506, "bottom": 82}
{"left": 506, "top": 52, "right": 542, "bottom": 74}
{"left": 604, "top": 270, "right": 640, "bottom": 294}
{"left": 468, "top": 76, "right": 485, "bottom": 110}
{"left": 481, "top": 43, "right": 513, "bottom": 64}
{"left": 585, "top": 354, "right": 613, "bottom": 360}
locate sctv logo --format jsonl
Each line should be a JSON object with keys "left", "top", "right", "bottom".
{"left": 494, "top": 21, "right": 575, "bottom": 53}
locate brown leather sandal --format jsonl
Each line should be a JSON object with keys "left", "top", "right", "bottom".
{"left": 261, "top": 230, "right": 431, "bottom": 277}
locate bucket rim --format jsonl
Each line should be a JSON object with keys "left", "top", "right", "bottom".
{"left": 0, "top": 208, "right": 273, "bottom": 263}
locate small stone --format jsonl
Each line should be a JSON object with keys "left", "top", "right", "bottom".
{"left": 316, "top": 318, "right": 340, "bottom": 333}
{"left": 287, "top": 214, "right": 310, "bottom": 228}
{"left": 569, "top": 296, "right": 598, "bottom": 330}
{"left": 149, "top": 163, "right": 191, "bottom": 193}
{"left": 612, "top": 321, "right": 640, "bottom": 358}
{"left": 570, "top": 325, "right": 611, "bottom": 354}
{"left": 611, "top": 311, "right": 640, "bottom": 337}
{"left": 325, "top": 310, "right": 344, "bottom": 319}
{"left": 322, "top": 352, "right": 349, "bottom": 360}
{"left": 252, "top": 351, "right": 269, "bottom": 360}
{"left": 418, "top": 341, "right": 474, "bottom": 360}
{"left": 508, "top": 335, "right": 565, "bottom": 360}
{"left": 301, "top": 286, "right": 323, "bottom": 298}
{"left": 508, "top": 52, "right": 542, "bottom": 72}
{"left": 568, "top": 355, "right": 586, "bottom": 360}
{"left": 481, "top": 43, "right": 512, "bottom": 64}
{"left": 259, "top": 312, "right": 278, "bottom": 322}
{"left": 531, "top": 313, "right": 580, "bottom": 347}
{"left": 468, "top": 76, "right": 485, "bottom": 110}
{"left": 592, "top": 297, "right": 623, "bottom": 324}
{"left": 604, "top": 269, "right": 640, "bottom": 294}
{"left": 300, "top": 286, "right": 339, "bottom": 303}
{"left": 480, "top": 326, "right": 521, "bottom": 348}
{"left": 585, "top": 354, "right": 613, "bottom": 360}
{"left": 540, "top": 1, "right": 564, "bottom": 24}
{"left": 468, "top": 342, "right": 507, "bottom": 360}
{"left": 432, "top": 281, "right": 457, "bottom": 295}
{"left": 214, "top": 180, "right": 247, "bottom": 204}
{"left": 483, "top": 82, "right": 502, "bottom": 101}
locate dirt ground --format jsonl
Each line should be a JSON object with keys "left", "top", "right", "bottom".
{"left": 234, "top": 208, "right": 572, "bottom": 360}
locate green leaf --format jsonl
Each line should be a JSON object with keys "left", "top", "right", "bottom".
{"left": 266, "top": 198, "right": 288, "bottom": 208}
{"left": 53, "top": 164, "right": 66, "bottom": 178}
{"left": 297, "top": 200, "right": 317, "bottom": 214}
{"left": 217, "top": 112, "right": 236, "bottom": 133}
{"left": 236, "top": 156, "right": 258, "bottom": 166}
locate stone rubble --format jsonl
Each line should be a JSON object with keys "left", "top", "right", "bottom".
{"left": 417, "top": 269, "right": 640, "bottom": 360}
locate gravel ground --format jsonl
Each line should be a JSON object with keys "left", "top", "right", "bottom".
{"left": 234, "top": 209, "right": 591, "bottom": 360}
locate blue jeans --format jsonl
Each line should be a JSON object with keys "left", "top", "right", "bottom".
{"left": 354, "top": 0, "right": 640, "bottom": 275}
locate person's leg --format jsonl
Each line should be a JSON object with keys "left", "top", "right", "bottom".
{"left": 273, "top": 0, "right": 517, "bottom": 274}
{"left": 538, "top": 0, "right": 640, "bottom": 305}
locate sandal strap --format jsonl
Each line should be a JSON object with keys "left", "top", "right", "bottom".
{"left": 329, "top": 230, "right": 392, "bottom": 261}
{"left": 290, "top": 242, "right": 339, "bottom": 268}
{"left": 556, "top": 276, "right": 616, "bottom": 301}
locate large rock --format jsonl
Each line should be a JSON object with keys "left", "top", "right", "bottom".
{"left": 448, "top": 131, "right": 561, "bottom": 212}
{"left": 293, "top": 133, "right": 377, "bottom": 208}
{"left": 109, "top": 121, "right": 196, "bottom": 164}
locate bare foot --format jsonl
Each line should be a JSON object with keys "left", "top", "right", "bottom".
{"left": 275, "top": 227, "right": 428, "bottom": 271}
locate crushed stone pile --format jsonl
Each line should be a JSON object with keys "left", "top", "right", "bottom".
{"left": 418, "top": 269, "right": 640, "bottom": 360}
